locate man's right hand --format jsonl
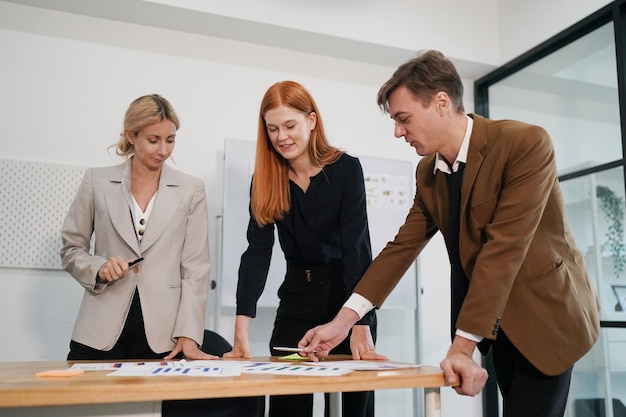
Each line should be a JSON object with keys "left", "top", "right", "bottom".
{"left": 298, "top": 307, "right": 360, "bottom": 361}
{"left": 440, "top": 335, "right": 488, "bottom": 396}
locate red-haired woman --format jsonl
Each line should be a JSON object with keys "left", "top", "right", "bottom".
{"left": 225, "top": 81, "right": 386, "bottom": 417}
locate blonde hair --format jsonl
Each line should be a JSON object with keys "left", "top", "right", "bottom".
{"left": 112, "top": 94, "right": 180, "bottom": 158}
{"left": 252, "top": 81, "right": 343, "bottom": 226}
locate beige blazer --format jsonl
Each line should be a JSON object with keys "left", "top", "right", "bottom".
{"left": 355, "top": 114, "right": 600, "bottom": 376}
{"left": 61, "top": 159, "right": 210, "bottom": 353}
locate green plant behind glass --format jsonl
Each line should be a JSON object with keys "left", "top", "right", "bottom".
{"left": 596, "top": 185, "right": 625, "bottom": 278}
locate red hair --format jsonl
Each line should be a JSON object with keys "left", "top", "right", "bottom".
{"left": 251, "top": 81, "right": 343, "bottom": 226}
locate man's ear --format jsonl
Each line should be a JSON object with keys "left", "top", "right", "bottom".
{"left": 435, "top": 91, "right": 451, "bottom": 115}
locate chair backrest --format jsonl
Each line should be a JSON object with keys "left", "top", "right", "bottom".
{"left": 201, "top": 329, "right": 233, "bottom": 357}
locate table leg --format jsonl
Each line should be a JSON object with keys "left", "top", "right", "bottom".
{"left": 328, "top": 392, "right": 342, "bottom": 417}
{"left": 424, "top": 387, "right": 441, "bottom": 417}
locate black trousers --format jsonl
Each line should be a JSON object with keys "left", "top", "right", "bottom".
{"left": 68, "top": 289, "right": 169, "bottom": 360}
{"left": 269, "top": 262, "right": 376, "bottom": 417}
{"left": 68, "top": 289, "right": 261, "bottom": 417}
{"left": 492, "top": 331, "right": 572, "bottom": 417}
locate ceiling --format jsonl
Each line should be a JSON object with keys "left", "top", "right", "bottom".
{"left": 0, "top": 0, "right": 494, "bottom": 79}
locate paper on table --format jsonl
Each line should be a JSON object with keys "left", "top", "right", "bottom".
{"left": 242, "top": 362, "right": 351, "bottom": 376}
{"left": 70, "top": 359, "right": 249, "bottom": 372}
{"left": 302, "top": 360, "right": 422, "bottom": 371}
{"left": 108, "top": 364, "right": 243, "bottom": 377}
{"left": 70, "top": 361, "right": 183, "bottom": 371}
{"left": 183, "top": 360, "right": 251, "bottom": 368}
{"left": 68, "top": 360, "right": 261, "bottom": 377}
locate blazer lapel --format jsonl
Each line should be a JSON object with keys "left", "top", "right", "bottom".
{"left": 462, "top": 114, "right": 488, "bottom": 211}
{"left": 139, "top": 164, "right": 181, "bottom": 252}
{"left": 457, "top": 114, "right": 488, "bottom": 264}
{"left": 104, "top": 160, "right": 141, "bottom": 255}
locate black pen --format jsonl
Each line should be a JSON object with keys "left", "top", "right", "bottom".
{"left": 128, "top": 257, "right": 144, "bottom": 268}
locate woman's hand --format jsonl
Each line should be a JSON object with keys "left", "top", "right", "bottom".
{"left": 349, "top": 325, "right": 388, "bottom": 361}
{"left": 164, "top": 336, "right": 218, "bottom": 360}
{"left": 97, "top": 256, "right": 134, "bottom": 282}
{"left": 223, "top": 315, "right": 252, "bottom": 359}
{"left": 223, "top": 342, "right": 251, "bottom": 359}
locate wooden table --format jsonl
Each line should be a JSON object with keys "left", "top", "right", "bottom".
{"left": 0, "top": 357, "right": 458, "bottom": 417}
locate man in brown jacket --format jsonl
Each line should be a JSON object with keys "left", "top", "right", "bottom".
{"left": 299, "top": 50, "right": 600, "bottom": 417}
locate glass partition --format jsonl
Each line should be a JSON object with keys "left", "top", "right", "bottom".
{"left": 561, "top": 168, "right": 626, "bottom": 315}
{"left": 487, "top": 22, "right": 620, "bottom": 173}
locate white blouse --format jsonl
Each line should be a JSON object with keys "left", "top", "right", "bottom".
{"left": 132, "top": 192, "right": 157, "bottom": 242}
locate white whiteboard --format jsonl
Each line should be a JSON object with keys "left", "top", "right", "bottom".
{"left": 220, "top": 138, "right": 417, "bottom": 309}
{"left": 0, "top": 159, "right": 86, "bottom": 270}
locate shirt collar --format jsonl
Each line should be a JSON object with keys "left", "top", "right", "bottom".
{"left": 434, "top": 115, "right": 474, "bottom": 174}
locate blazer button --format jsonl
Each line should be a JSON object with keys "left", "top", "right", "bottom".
{"left": 493, "top": 316, "right": 501, "bottom": 335}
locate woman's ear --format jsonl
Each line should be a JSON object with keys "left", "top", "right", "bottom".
{"left": 124, "top": 130, "right": 134, "bottom": 145}
{"left": 308, "top": 112, "right": 317, "bottom": 131}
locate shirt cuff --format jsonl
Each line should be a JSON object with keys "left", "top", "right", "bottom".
{"left": 455, "top": 329, "right": 483, "bottom": 343}
{"left": 344, "top": 293, "right": 375, "bottom": 319}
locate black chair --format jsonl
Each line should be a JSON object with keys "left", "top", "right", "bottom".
{"left": 574, "top": 398, "right": 626, "bottom": 417}
{"left": 201, "top": 329, "right": 234, "bottom": 357}
{"left": 162, "top": 330, "right": 266, "bottom": 417}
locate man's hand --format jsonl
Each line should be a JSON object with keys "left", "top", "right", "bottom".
{"left": 440, "top": 335, "right": 488, "bottom": 396}
{"left": 298, "top": 307, "right": 360, "bottom": 361}
{"left": 349, "top": 325, "right": 388, "bottom": 361}
{"left": 164, "top": 336, "right": 218, "bottom": 360}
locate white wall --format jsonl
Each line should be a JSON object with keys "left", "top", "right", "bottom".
{"left": 145, "top": 0, "right": 501, "bottom": 67}
{"left": 0, "top": 1, "right": 613, "bottom": 416}
{"left": 497, "top": 0, "right": 613, "bottom": 63}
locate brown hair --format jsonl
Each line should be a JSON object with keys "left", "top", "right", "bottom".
{"left": 251, "top": 81, "right": 343, "bottom": 226}
{"left": 112, "top": 94, "right": 180, "bottom": 158}
{"left": 377, "top": 50, "right": 465, "bottom": 114}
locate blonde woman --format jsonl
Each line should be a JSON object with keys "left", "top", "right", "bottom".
{"left": 61, "top": 94, "right": 213, "bottom": 361}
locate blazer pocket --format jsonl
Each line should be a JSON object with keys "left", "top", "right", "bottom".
{"left": 167, "top": 265, "right": 182, "bottom": 288}
{"left": 524, "top": 258, "right": 565, "bottom": 286}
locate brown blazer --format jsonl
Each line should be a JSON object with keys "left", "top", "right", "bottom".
{"left": 61, "top": 159, "right": 211, "bottom": 353}
{"left": 355, "top": 114, "right": 600, "bottom": 376}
